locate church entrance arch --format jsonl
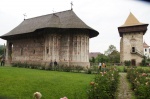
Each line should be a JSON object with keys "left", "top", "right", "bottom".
{"left": 131, "top": 59, "right": 136, "bottom": 66}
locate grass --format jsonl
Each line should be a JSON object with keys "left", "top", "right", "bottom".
{"left": 0, "top": 66, "right": 95, "bottom": 99}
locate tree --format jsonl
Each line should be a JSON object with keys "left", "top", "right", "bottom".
{"left": 0, "top": 45, "right": 5, "bottom": 55}
{"left": 95, "top": 54, "right": 108, "bottom": 63}
{"left": 104, "top": 45, "right": 117, "bottom": 56}
{"left": 108, "top": 50, "right": 120, "bottom": 63}
{"left": 104, "top": 45, "right": 120, "bottom": 63}
{"left": 89, "top": 57, "right": 96, "bottom": 63}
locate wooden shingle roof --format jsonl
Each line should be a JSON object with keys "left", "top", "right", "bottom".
{"left": 118, "top": 12, "right": 149, "bottom": 37}
{"left": 120, "top": 12, "right": 144, "bottom": 27}
{"left": 0, "top": 10, "right": 99, "bottom": 39}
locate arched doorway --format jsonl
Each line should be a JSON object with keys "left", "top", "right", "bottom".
{"left": 131, "top": 59, "right": 136, "bottom": 66}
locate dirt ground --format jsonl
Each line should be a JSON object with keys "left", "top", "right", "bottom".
{"left": 117, "top": 73, "right": 134, "bottom": 99}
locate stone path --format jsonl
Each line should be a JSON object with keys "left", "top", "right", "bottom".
{"left": 117, "top": 73, "right": 133, "bottom": 99}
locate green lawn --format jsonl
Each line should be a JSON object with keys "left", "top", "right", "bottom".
{"left": 0, "top": 66, "right": 94, "bottom": 99}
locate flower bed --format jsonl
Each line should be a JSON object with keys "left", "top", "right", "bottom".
{"left": 127, "top": 68, "right": 150, "bottom": 99}
{"left": 87, "top": 68, "right": 119, "bottom": 99}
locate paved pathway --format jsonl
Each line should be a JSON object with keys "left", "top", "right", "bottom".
{"left": 117, "top": 73, "right": 133, "bottom": 99}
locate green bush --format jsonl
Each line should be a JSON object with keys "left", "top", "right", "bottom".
{"left": 127, "top": 68, "right": 150, "bottom": 99}
{"left": 124, "top": 60, "right": 131, "bottom": 66}
{"left": 87, "top": 68, "right": 119, "bottom": 99}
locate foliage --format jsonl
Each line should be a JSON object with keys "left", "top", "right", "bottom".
{"left": 11, "top": 62, "right": 84, "bottom": 73}
{"left": 87, "top": 68, "right": 119, "bottom": 99}
{"left": 127, "top": 68, "right": 150, "bottom": 99}
{"left": 104, "top": 45, "right": 117, "bottom": 56}
{"left": 124, "top": 60, "right": 131, "bottom": 66}
{"left": 141, "top": 56, "right": 147, "bottom": 66}
{"left": 95, "top": 54, "right": 108, "bottom": 63}
{"left": 91, "top": 45, "right": 120, "bottom": 64}
{"left": 89, "top": 57, "right": 96, "bottom": 63}
{"left": 108, "top": 50, "right": 120, "bottom": 63}
{"left": 0, "top": 66, "right": 94, "bottom": 99}
{"left": 0, "top": 45, "right": 5, "bottom": 56}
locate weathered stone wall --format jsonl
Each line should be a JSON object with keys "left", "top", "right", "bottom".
{"left": 120, "top": 32, "right": 143, "bottom": 65}
{"left": 6, "top": 30, "right": 90, "bottom": 67}
{"left": 7, "top": 36, "right": 44, "bottom": 64}
{"left": 44, "top": 30, "right": 90, "bottom": 67}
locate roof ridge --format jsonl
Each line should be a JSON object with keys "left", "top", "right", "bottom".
{"left": 24, "top": 9, "right": 72, "bottom": 20}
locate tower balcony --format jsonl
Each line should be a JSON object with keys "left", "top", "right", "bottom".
{"left": 131, "top": 48, "right": 143, "bottom": 57}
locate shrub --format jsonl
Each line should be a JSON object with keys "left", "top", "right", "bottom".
{"left": 87, "top": 68, "right": 119, "bottom": 99}
{"left": 127, "top": 68, "right": 150, "bottom": 99}
{"left": 124, "top": 60, "right": 131, "bottom": 66}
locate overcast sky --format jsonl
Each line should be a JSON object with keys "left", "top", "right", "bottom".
{"left": 0, "top": 0, "right": 150, "bottom": 53}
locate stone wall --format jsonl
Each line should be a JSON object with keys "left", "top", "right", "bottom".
{"left": 120, "top": 32, "right": 143, "bottom": 66}
{"left": 6, "top": 29, "right": 90, "bottom": 67}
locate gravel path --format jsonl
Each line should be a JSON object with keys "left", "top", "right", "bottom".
{"left": 117, "top": 73, "right": 133, "bottom": 99}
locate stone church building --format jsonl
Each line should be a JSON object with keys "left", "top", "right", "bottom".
{"left": 118, "top": 12, "right": 149, "bottom": 66}
{"left": 0, "top": 10, "right": 99, "bottom": 67}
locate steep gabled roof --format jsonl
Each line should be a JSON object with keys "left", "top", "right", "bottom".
{"left": 143, "top": 41, "right": 150, "bottom": 48}
{"left": 120, "top": 12, "right": 145, "bottom": 27}
{"left": 0, "top": 10, "right": 99, "bottom": 39}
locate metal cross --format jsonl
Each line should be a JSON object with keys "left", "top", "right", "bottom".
{"left": 71, "top": 1, "right": 73, "bottom": 10}
{"left": 23, "top": 13, "right": 27, "bottom": 20}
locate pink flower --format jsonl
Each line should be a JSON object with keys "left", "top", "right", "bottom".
{"left": 60, "top": 96, "right": 68, "bottom": 99}
{"left": 142, "top": 73, "right": 147, "bottom": 76}
{"left": 33, "top": 92, "right": 42, "bottom": 99}
{"left": 146, "top": 82, "right": 149, "bottom": 85}
{"left": 90, "top": 81, "right": 95, "bottom": 85}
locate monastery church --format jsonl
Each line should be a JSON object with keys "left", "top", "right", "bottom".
{"left": 118, "top": 12, "right": 149, "bottom": 66}
{"left": 0, "top": 9, "right": 149, "bottom": 67}
{"left": 0, "top": 10, "right": 99, "bottom": 67}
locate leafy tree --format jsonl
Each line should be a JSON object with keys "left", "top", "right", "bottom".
{"left": 0, "top": 45, "right": 5, "bottom": 55}
{"left": 104, "top": 45, "right": 120, "bottom": 63}
{"left": 89, "top": 57, "right": 96, "bottom": 63}
{"left": 108, "top": 50, "right": 120, "bottom": 63}
{"left": 104, "top": 45, "right": 117, "bottom": 56}
{"left": 95, "top": 54, "right": 108, "bottom": 63}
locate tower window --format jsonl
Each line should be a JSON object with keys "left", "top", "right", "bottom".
{"left": 132, "top": 47, "right": 135, "bottom": 53}
{"left": 145, "top": 49, "right": 147, "bottom": 52}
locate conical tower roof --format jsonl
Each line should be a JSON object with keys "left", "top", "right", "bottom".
{"left": 121, "top": 12, "right": 144, "bottom": 27}
{"left": 118, "top": 12, "right": 149, "bottom": 37}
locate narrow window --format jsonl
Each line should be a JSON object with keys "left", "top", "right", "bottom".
{"left": 47, "top": 48, "right": 49, "bottom": 54}
{"left": 33, "top": 50, "right": 35, "bottom": 54}
{"left": 132, "top": 47, "right": 135, "bottom": 53}
{"left": 145, "top": 49, "right": 147, "bottom": 52}
{"left": 21, "top": 48, "right": 23, "bottom": 55}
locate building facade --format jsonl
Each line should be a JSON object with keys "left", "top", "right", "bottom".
{"left": 0, "top": 10, "right": 99, "bottom": 67}
{"left": 143, "top": 42, "right": 150, "bottom": 59}
{"left": 118, "top": 12, "right": 149, "bottom": 66}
